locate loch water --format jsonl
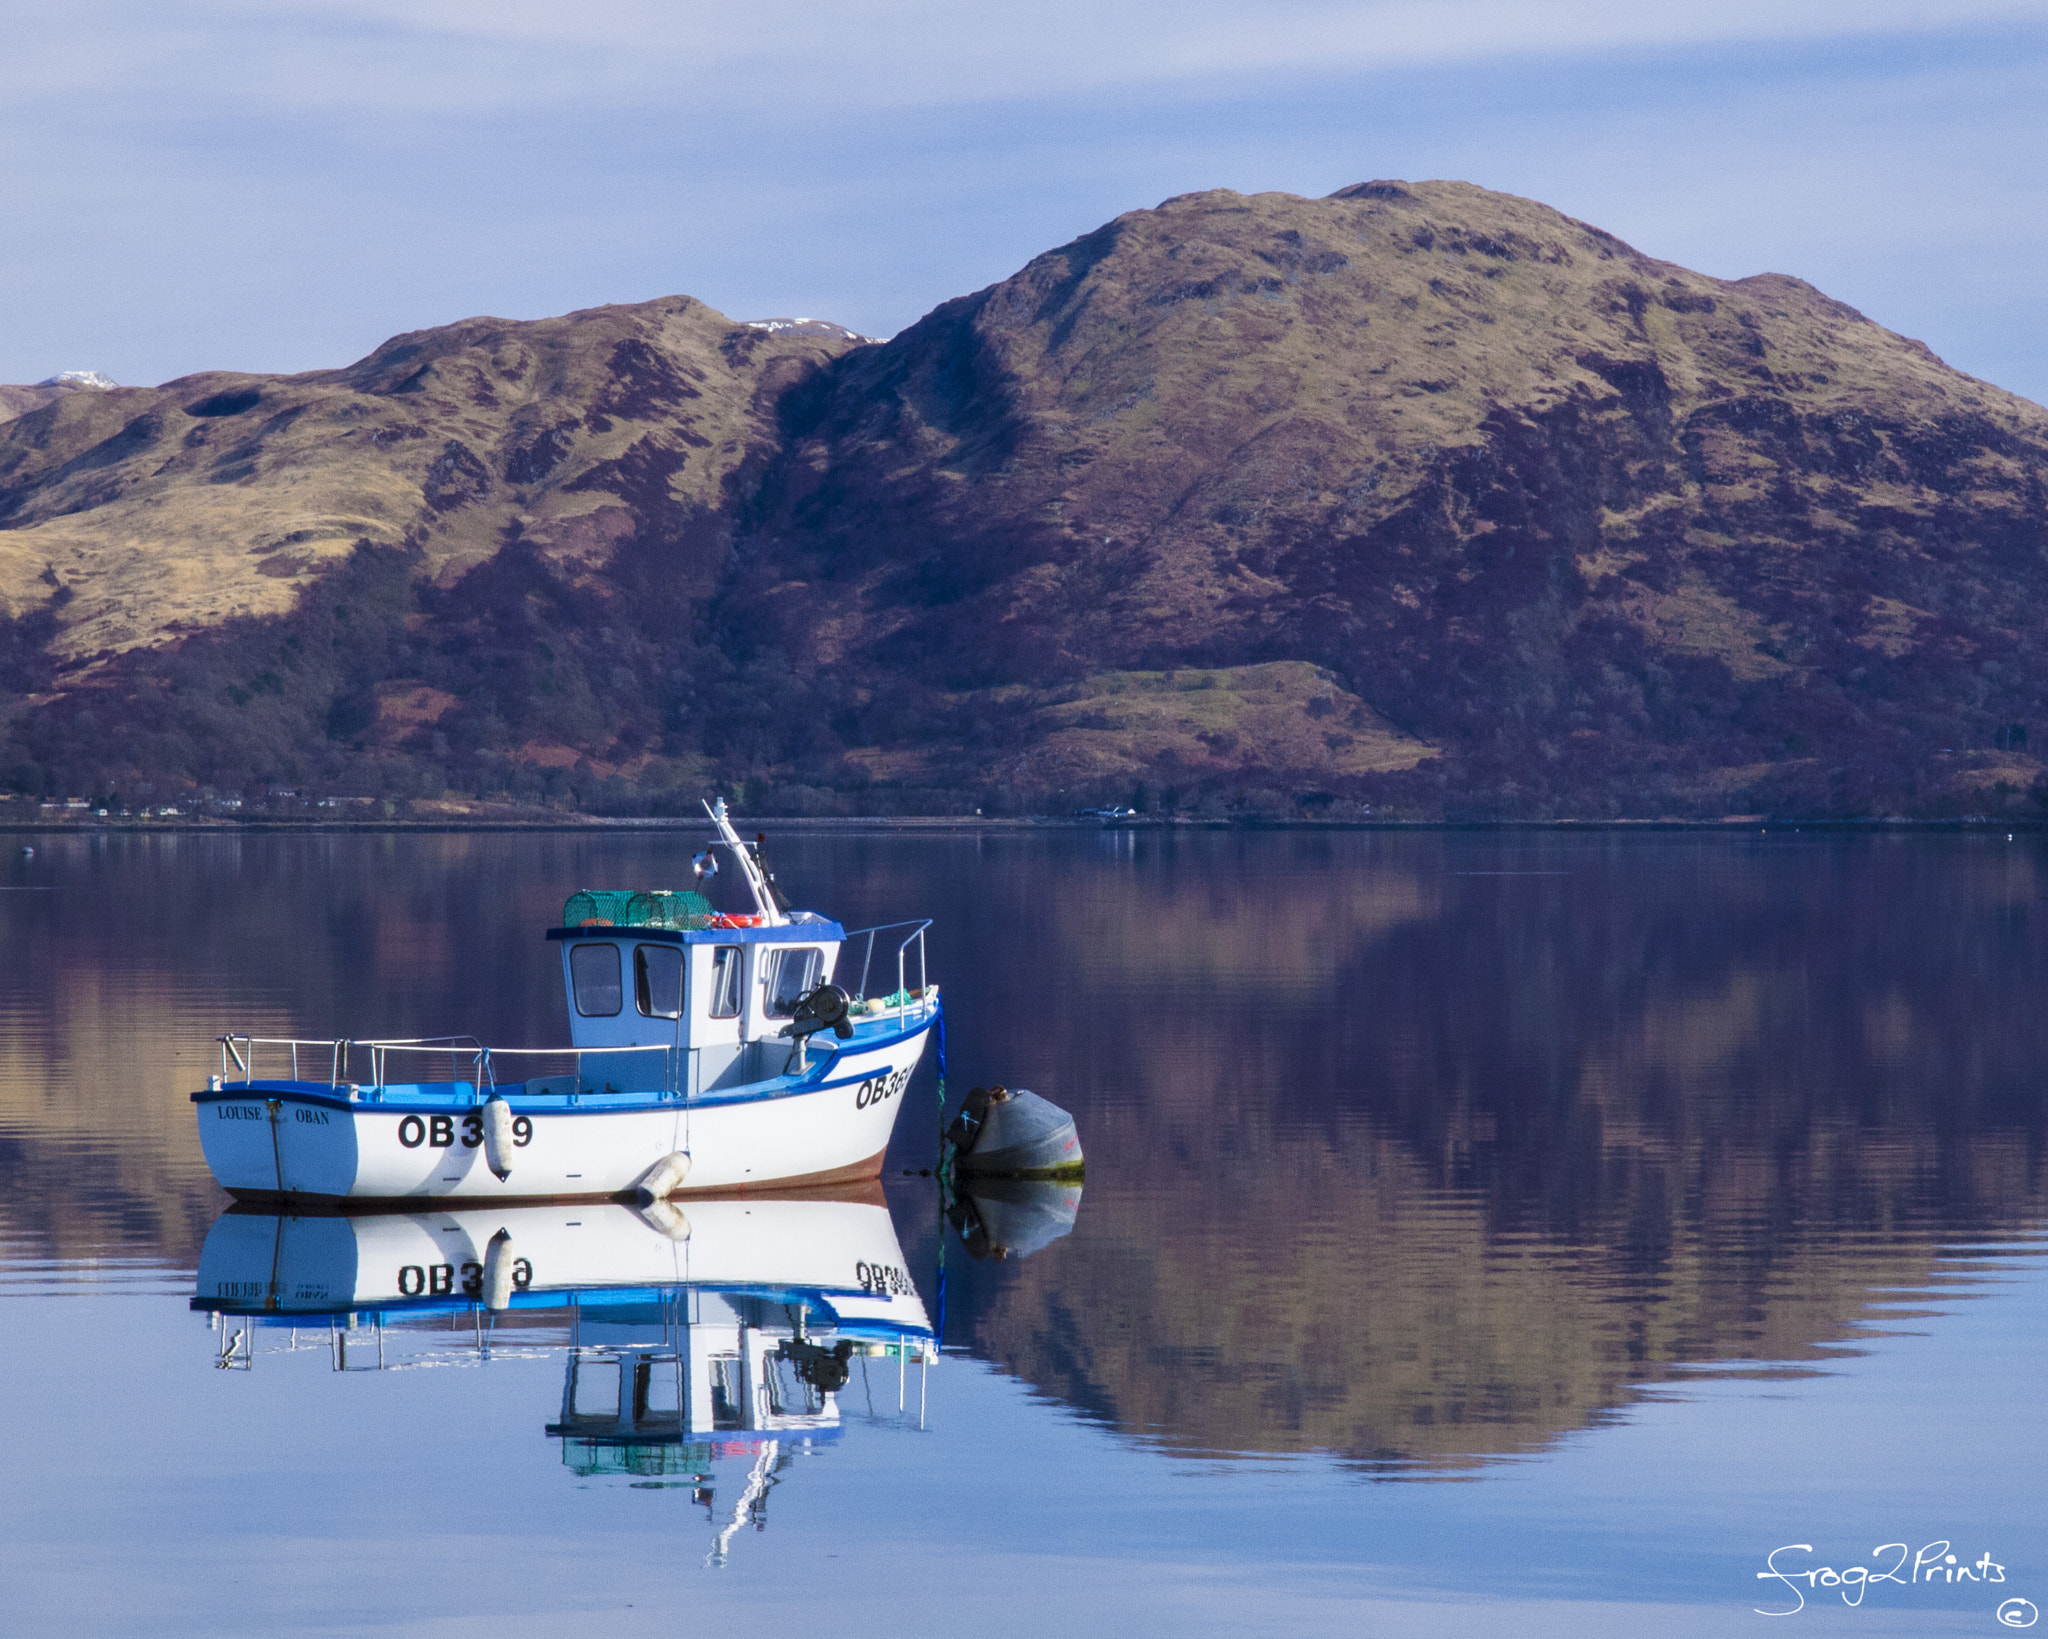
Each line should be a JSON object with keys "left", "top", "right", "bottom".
{"left": 2, "top": 826, "right": 2046, "bottom": 1637}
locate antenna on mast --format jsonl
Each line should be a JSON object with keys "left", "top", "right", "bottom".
{"left": 704, "top": 797, "right": 786, "bottom": 925}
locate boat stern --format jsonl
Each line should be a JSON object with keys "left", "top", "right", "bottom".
{"left": 194, "top": 1085, "right": 361, "bottom": 1200}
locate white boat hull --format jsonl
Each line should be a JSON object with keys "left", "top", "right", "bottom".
{"left": 194, "top": 1017, "right": 935, "bottom": 1203}
{"left": 193, "top": 1194, "right": 931, "bottom": 1340}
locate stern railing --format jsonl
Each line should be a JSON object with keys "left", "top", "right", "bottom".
{"left": 215, "top": 1035, "right": 676, "bottom": 1094}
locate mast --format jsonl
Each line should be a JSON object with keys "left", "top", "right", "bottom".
{"left": 704, "top": 797, "right": 787, "bottom": 926}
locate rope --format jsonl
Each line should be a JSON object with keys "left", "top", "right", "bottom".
{"left": 933, "top": 1001, "right": 949, "bottom": 1348}
{"left": 934, "top": 1195, "right": 948, "bottom": 1352}
{"left": 934, "top": 1001, "right": 948, "bottom": 1148}
{"left": 265, "top": 1098, "right": 285, "bottom": 1208}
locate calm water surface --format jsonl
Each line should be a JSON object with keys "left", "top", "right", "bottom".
{"left": 2, "top": 827, "right": 2045, "bottom": 1636}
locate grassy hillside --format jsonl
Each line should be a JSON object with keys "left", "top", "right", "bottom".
{"left": 732, "top": 180, "right": 2048, "bottom": 816}
{"left": 6, "top": 182, "right": 2048, "bottom": 818}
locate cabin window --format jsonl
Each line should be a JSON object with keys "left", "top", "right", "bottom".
{"left": 709, "top": 1355, "right": 745, "bottom": 1429}
{"left": 572, "top": 1358, "right": 621, "bottom": 1417}
{"left": 569, "top": 943, "right": 623, "bottom": 1017}
{"left": 765, "top": 947, "right": 823, "bottom": 1017}
{"left": 635, "top": 944, "right": 683, "bottom": 1019}
{"left": 708, "top": 946, "right": 742, "bottom": 1018}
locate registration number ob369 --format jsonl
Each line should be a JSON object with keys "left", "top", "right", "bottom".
{"left": 396, "top": 1113, "right": 535, "bottom": 1149}
{"left": 854, "top": 1066, "right": 912, "bottom": 1111}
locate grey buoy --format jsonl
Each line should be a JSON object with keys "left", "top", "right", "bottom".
{"left": 946, "top": 1086, "right": 1083, "bottom": 1178}
{"left": 18, "top": 846, "right": 31, "bottom": 858}
{"left": 950, "top": 1176, "right": 1083, "bottom": 1261}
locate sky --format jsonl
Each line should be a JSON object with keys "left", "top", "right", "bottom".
{"left": 4, "top": 1, "right": 2047, "bottom": 404}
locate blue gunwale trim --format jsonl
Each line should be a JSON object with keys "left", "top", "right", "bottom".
{"left": 193, "top": 1083, "right": 360, "bottom": 1112}
{"left": 549, "top": 1429, "right": 848, "bottom": 1452}
{"left": 191, "top": 1280, "right": 936, "bottom": 1324}
{"left": 545, "top": 919, "right": 846, "bottom": 945}
{"left": 189, "top": 1009, "right": 939, "bottom": 1115}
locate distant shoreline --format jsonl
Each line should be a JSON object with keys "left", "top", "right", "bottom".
{"left": 4, "top": 814, "right": 2045, "bottom": 836}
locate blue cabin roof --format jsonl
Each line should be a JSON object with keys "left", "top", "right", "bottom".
{"left": 546, "top": 918, "right": 845, "bottom": 945}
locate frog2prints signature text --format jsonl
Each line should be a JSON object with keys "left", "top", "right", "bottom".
{"left": 1757, "top": 1541, "right": 2012, "bottom": 1615}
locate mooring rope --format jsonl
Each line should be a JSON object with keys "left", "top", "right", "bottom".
{"left": 932, "top": 1000, "right": 949, "bottom": 1348}
{"left": 933, "top": 1001, "right": 949, "bottom": 1154}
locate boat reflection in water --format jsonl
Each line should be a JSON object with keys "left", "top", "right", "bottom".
{"left": 191, "top": 1188, "right": 936, "bottom": 1564}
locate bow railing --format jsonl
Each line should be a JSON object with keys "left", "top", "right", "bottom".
{"left": 836, "top": 920, "right": 934, "bottom": 1016}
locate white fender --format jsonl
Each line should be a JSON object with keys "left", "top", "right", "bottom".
{"left": 634, "top": 1151, "right": 692, "bottom": 1204}
{"left": 482, "top": 1228, "right": 516, "bottom": 1310}
{"left": 482, "top": 1096, "right": 516, "bottom": 1181}
{"left": 634, "top": 1198, "right": 693, "bottom": 1240}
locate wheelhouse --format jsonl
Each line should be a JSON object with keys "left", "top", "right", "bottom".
{"left": 549, "top": 922, "right": 846, "bottom": 1096}
{"left": 546, "top": 798, "right": 871, "bottom": 1097}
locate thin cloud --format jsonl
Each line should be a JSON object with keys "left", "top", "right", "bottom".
{"left": 9, "top": 0, "right": 2045, "bottom": 116}
{"left": 2, "top": 2, "right": 2045, "bottom": 398}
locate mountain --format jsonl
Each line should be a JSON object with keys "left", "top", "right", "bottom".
{"left": 4, "top": 181, "right": 2048, "bottom": 817}
{"left": 0, "top": 298, "right": 853, "bottom": 676}
{"left": 741, "top": 318, "right": 881, "bottom": 343}
{"left": 0, "top": 300, "right": 861, "bottom": 805}
{"left": 0, "top": 372, "right": 121, "bottom": 427}
{"left": 0, "top": 388, "right": 59, "bottom": 425}
{"left": 730, "top": 180, "right": 2048, "bottom": 816}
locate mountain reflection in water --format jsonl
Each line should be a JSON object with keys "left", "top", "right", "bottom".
{"left": 1, "top": 828, "right": 2043, "bottom": 1483}
{"left": 916, "top": 829, "right": 2048, "bottom": 1471}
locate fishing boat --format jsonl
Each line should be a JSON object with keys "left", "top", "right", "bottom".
{"left": 192, "top": 800, "right": 939, "bottom": 1203}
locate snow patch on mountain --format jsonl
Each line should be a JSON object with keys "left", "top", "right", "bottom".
{"left": 37, "top": 370, "right": 119, "bottom": 389}
{"left": 742, "top": 318, "right": 880, "bottom": 344}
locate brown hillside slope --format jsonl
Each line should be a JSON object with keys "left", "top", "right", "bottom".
{"left": 0, "top": 299, "right": 857, "bottom": 668}
{"left": 0, "top": 385, "right": 71, "bottom": 425}
{"left": 734, "top": 180, "right": 2048, "bottom": 812}
{"left": 4, "top": 182, "right": 2048, "bottom": 816}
